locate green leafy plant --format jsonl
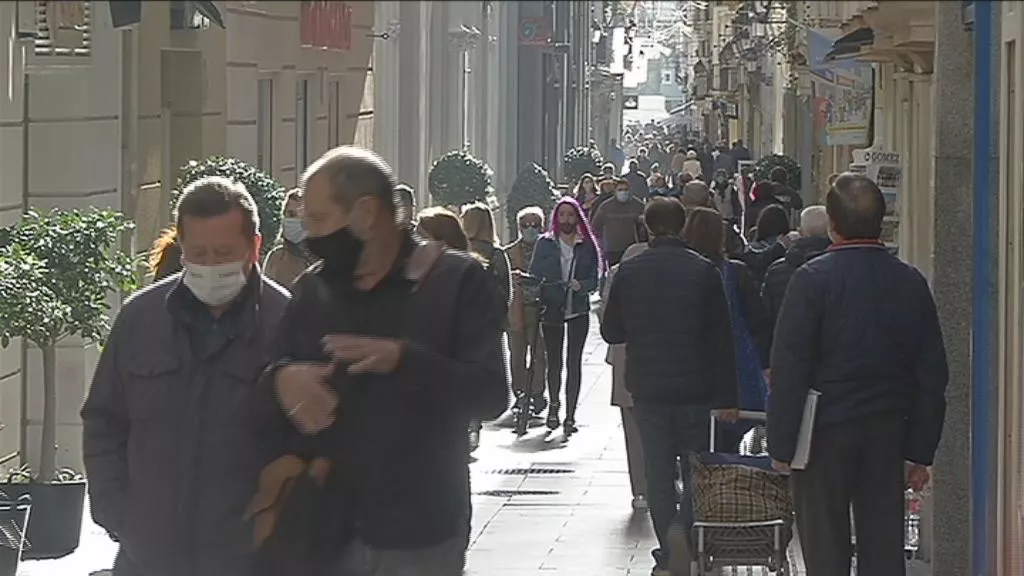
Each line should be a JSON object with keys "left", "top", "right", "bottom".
{"left": 754, "top": 154, "right": 802, "bottom": 191}
{"left": 505, "top": 163, "right": 559, "bottom": 232}
{"left": 0, "top": 209, "right": 137, "bottom": 481}
{"left": 564, "top": 146, "right": 604, "bottom": 186}
{"left": 171, "top": 157, "right": 285, "bottom": 257}
{"left": 428, "top": 150, "right": 494, "bottom": 207}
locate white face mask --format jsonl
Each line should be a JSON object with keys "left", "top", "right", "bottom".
{"left": 282, "top": 217, "right": 307, "bottom": 244}
{"left": 183, "top": 261, "right": 249, "bottom": 307}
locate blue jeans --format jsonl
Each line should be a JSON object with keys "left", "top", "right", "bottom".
{"left": 633, "top": 402, "right": 710, "bottom": 563}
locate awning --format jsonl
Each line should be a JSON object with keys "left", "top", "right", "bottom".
{"left": 111, "top": 1, "right": 225, "bottom": 29}
{"left": 824, "top": 27, "right": 875, "bottom": 62}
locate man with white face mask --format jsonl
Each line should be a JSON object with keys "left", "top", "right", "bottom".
{"left": 82, "top": 176, "right": 290, "bottom": 576}
{"left": 591, "top": 177, "right": 645, "bottom": 267}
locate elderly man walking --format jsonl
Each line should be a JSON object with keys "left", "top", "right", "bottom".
{"left": 761, "top": 205, "right": 831, "bottom": 339}
{"left": 82, "top": 177, "right": 290, "bottom": 576}
{"left": 767, "top": 173, "right": 948, "bottom": 576}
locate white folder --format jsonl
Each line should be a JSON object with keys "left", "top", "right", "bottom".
{"left": 789, "top": 389, "right": 821, "bottom": 470}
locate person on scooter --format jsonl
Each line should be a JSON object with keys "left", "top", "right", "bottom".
{"left": 506, "top": 206, "right": 548, "bottom": 420}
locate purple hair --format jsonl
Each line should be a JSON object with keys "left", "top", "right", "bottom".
{"left": 548, "top": 196, "right": 605, "bottom": 272}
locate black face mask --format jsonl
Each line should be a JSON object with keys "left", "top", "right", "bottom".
{"left": 304, "top": 226, "right": 365, "bottom": 279}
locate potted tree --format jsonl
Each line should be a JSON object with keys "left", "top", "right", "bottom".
{"left": 753, "top": 153, "right": 802, "bottom": 191}
{"left": 505, "top": 163, "right": 559, "bottom": 234}
{"left": 563, "top": 146, "right": 604, "bottom": 186}
{"left": 173, "top": 157, "right": 286, "bottom": 258}
{"left": 428, "top": 150, "right": 494, "bottom": 209}
{"left": 0, "top": 208, "right": 136, "bottom": 559}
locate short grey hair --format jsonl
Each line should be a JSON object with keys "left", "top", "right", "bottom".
{"left": 800, "top": 205, "right": 830, "bottom": 238}
{"left": 301, "top": 146, "right": 398, "bottom": 215}
{"left": 516, "top": 206, "right": 544, "bottom": 222}
{"left": 174, "top": 176, "right": 260, "bottom": 239}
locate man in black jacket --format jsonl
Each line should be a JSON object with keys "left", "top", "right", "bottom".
{"left": 761, "top": 204, "right": 831, "bottom": 343}
{"left": 602, "top": 198, "right": 738, "bottom": 576}
{"left": 624, "top": 159, "right": 651, "bottom": 200}
{"left": 767, "top": 174, "right": 948, "bottom": 576}
{"left": 255, "top": 146, "right": 508, "bottom": 575}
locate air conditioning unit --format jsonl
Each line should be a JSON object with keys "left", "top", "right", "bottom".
{"left": 16, "top": 1, "right": 38, "bottom": 38}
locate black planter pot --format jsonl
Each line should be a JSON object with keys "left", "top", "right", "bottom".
{"left": 0, "top": 481, "right": 85, "bottom": 560}
{"left": 0, "top": 493, "right": 32, "bottom": 576}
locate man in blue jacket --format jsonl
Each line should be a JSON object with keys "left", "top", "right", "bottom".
{"left": 602, "top": 198, "right": 738, "bottom": 576}
{"left": 767, "top": 173, "right": 948, "bottom": 576}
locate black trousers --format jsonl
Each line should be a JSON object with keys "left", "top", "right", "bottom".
{"left": 542, "top": 314, "right": 589, "bottom": 420}
{"left": 792, "top": 411, "right": 907, "bottom": 576}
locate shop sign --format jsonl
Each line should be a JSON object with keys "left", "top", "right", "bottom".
{"left": 300, "top": 1, "right": 353, "bottom": 51}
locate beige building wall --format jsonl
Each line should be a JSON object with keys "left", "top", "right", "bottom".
{"left": 220, "top": 1, "right": 374, "bottom": 189}
{"left": 0, "top": 1, "right": 28, "bottom": 469}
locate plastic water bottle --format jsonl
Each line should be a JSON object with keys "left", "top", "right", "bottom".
{"left": 904, "top": 488, "right": 922, "bottom": 554}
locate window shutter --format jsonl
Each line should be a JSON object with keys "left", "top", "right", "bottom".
{"left": 33, "top": 1, "right": 91, "bottom": 58}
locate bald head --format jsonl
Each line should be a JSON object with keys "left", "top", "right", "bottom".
{"left": 825, "top": 173, "right": 885, "bottom": 241}
{"left": 799, "top": 205, "right": 829, "bottom": 238}
{"left": 681, "top": 180, "right": 713, "bottom": 209}
{"left": 301, "top": 146, "right": 397, "bottom": 215}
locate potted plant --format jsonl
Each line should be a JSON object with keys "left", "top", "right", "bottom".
{"left": 563, "top": 146, "right": 604, "bottom": 185}
{"left": 0, "top": 209, "right": 137, "bottom": 559}
{"left": 173, "top": 157, "right": 286, "bottom": 258}
{"left": 504, "top": 163, "right": 560, "bottom": 233}
{"left": 428, "top": 150, "right": 494, "bottom": 208}
{"left": 753, "top": 153, "right": 802, "bottom": 192}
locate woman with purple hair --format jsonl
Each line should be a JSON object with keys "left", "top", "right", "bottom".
{"left": 528, "top": 196, "right": 602, "bottom": 437}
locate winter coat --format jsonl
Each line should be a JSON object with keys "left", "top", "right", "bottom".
{"left": 601, "top": 242, "right": 649, "bottom": 408}
{"left": 761, "top": 235, "right": 832, "bottom": 343}
{"left": 529, "top": 234, "right": 600, "bottom": 324}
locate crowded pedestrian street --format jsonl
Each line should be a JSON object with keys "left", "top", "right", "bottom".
{"left": 3, "top": 0, "right": 1024, "bottom": 575}
{"left": 15, "top": 317, "right": 931, "bottom": 576}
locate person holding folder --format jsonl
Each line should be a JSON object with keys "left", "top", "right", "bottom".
{"left": 766, "top": 173, "right": 949, "bottom": 576}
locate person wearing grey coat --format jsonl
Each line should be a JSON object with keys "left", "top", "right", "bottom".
{"left": 600, "top": 239, "right": 649, "bottom": 510}
{"left": 81, "top": 177, "right": 291, "bottom": 576}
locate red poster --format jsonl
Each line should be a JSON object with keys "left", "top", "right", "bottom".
{"left": 301, "top": 1, "right": 352, "bottom": 51}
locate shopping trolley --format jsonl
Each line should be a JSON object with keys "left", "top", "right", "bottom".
{"left": 677, "top": 410, "right": 793, "bottom": 575}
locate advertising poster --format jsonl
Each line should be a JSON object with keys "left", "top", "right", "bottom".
{"left": 850, "top": 149, "right": 902, "bottom": 249}
{"left": 807, "top": 29, "right": 874, "bottom": 147}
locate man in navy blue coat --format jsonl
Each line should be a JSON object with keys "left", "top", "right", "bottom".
{"left": 767, "top": 173, "right": 948, "bottom": 576}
